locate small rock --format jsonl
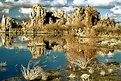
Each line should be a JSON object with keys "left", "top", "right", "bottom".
{"left": 81, "top": 74, "right": 90, "bottom": 80}
{"left": 100, "top": 70, "right": 106, "bottom": 76}
{"left": 69, "top": 74, "right": 76, "bottom": 78}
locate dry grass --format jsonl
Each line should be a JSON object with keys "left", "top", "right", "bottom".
{"left": 43, "top": 23, "right": 68, "bottom": 33}
{"left": 66, "top": 52, "right": 95, "bottom": 69}
{"left": 21, "top": 60, "right": 48, "bottom": 80}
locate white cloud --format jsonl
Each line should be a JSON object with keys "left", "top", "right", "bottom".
{"left": 0, "top": 2, "right": 4, "bottom": 7}
{"left": 4, "top": 0, "right": 68, "bottom": 6}
{"left": 19, "top": 7, "right": 31, "bottom": 14}
{"left": 17, "top": 0, "right": 40, "bottom": 4}
{"left": 72, "top": 0, "right": 121, "bottom": 8}
{"left": 109, "top": 5, "right": 121, "bottom": 22}
{"left": 5, "top": 0, "right": 15, "bottom": 2}
{"left": 110, "top": 6, "right": 121, "bottom": 14}
{"left": 62, "top": 6, "right": 74, "bottom": 13}
{"left": 110, "top": 12, "right": 121, "bottom": 22}
{"left": 48, "top": 6, "right": 75, "bottom": 15}
{"left": 87, "top": 0, "right": 114, "bottom": 7}
{"left": 52, "top": 0, "right": 67, "bottom": 5}
{"left": 0, "top": 2, "right": 12, "bottom": 8}
{"left": 1, "top": 0, "right": 120, "bottom": 8}
{"left": 73, "top": 0, "right": 86, "bottom": 6}
{"left": 1, "top": 0, "right": 121, "bottom": 21}
{"left": 1, "top": 9, "right": 9, "bottom": 14}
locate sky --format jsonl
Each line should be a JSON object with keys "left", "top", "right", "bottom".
{"left": 0, "top": 0, "right": 121, "bottom": 22}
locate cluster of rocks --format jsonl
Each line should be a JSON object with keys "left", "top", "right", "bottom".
{"left": 52, "top": 10, "right": 68, "bottom": 25}
{"left": 29, "top": 4, "right": 46, "bottom": 27}
{"left": 1, "top": 15, "right": 18, "bottom": 32}
{"left": 71, "top": 6, "right": 100, "bottom": 27}
{"left": 27, "top": 4, "right": 101, "bottom": 27}
{"left": 0, "top": 4, "right": 118, "bottom": 36}
{"left": 97, "top": 17, "right": 115, "bottom": 28}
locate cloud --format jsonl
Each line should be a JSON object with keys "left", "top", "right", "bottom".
{"left": 108, "top": 5, "right": 121, "bottom": 22}
{"left": 5, "top": 0, "right": 41, "bottom": 3}
{"left": 1, "top": 0, "right": 121, "bottom": 22}
{"left": 86, "top": 0, "right": 114, "bottom": 7}
{"left": 52, "top": 0, "right": 67, "bottom": 6}
{"left": 0, "top": 2, "right": 13, "bottom": 8}
{"left": 72, "top": 0, "right": 118, "bottom": 8}
{"left": 48, "top": 6, "right": 74, "bottom": 13}
{"left": 1, "top": 9, "right": 9, "bottom": 14}
{"left": 2, "top": 0, "right": 68, "bottom": 7}
{"left": 110, "top": 6, "right": 121, "bottom": 14}
{"left": 73, "top": 0, "right": 86, "bottom": 6}
{"left": 17, "top": 0, "right": 41, "bottom": 4}
{"left": 62, "top": 6, "right": 74, "bottom": 13}
{"left": 5, "top": 0, "right": 15, "bottom": 2}
{"left": 19, "top": 7, "right": 31, "bottom": 14}
{"left": 1, "top": 0, "right": 121, "bottom": 8}
{"left": 110, "top": 14, "right": 121, "bottom": 22}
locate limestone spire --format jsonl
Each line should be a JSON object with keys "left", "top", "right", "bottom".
{"left": 106, "top": 13, "right": 109, "bottom": 19}
{"left": 1, "top": 15, "right": 6, "bottom": 27}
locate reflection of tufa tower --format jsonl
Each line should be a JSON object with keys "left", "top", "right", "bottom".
{"left": 1, "top": 33, "right": 14, "bottom": 48}
{"left": 27, "top": 42, "right": 46, "bottom": 59}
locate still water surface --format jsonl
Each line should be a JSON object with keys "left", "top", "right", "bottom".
{"left": 0, "top": 34, "right": 121, "bottom": 81}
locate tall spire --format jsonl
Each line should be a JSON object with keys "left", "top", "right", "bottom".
{"left": 1, "top": 15, "right": 6, "bottom": 27}
{"left": 106, "top": 13, "right": 109, "bottom": 19}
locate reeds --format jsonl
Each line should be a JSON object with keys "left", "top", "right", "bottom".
{"left": 67, "top": 53, "right": 94, "bottom": 69}
{"left": 21, "top": 60, "right": 48, "bottom": 80}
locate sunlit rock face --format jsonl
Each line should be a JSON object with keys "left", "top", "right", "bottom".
{"left": 28, "top": 4, "right": 100, "bottom": 28}
{"left": 0, "top": 4, "right": 118, "bottom": 37}
{"left": 71, "top": 6, "right": 100, "bottom": 27}
{"left": 84, "top": 6, "right": 100, "bottom": 27}
{"left": 97, "top": 17, "right": 115, "bottom": 27}
{"left": 29, "top": 4, "right": 46, "bottom": 27}
{"left": 52, "top": 10, "right": 68, "bottom": 25}
{"left": 1, "top": 16, "right": 18, "bottom": 32}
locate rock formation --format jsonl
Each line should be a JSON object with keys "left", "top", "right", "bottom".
{"left": 1, "top": 15, "right": 5, "bottom": 28}
{"left": 29, "top": 4, "right": 46, "bottom": 27}
{"left": 0, "top": 4, "right": 119, "bottom": 37}
{"left": 71, "top": 6, "right": 100, "bottom": 27}
{"left": 52, "top": 10, "right": 68, "bottom": 25}
{"left": 0, "top": 4, "right": 102, "bottom": 32}
{"left": 71, "top": 7, "right": 85, "bottom": 24}
{"left": 1, "top": 16, "right": 18, "bottom": 32}
{"left": 84, "top": 6, "right": 99, "bottom": 27}
{"left": 97, "top": 17, "right": 115, "bottom": 27}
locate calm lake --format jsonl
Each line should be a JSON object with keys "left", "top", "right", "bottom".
{"left": 0, "top": 33, "right": 121, "bottom": 81}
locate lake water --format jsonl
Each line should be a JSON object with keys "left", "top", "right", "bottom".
{"left": 0, "top": 48, "right": 66, "bottom": 81}
{"left": 0, "top": 33, "right": 121, "bottom": 81}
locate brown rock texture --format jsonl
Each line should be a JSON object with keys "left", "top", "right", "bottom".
{"left": 97, "top": 17, "right": 115, "bottom": 27}
{"left": 0, "top": 4, "right": 118, "bottom": 37}
{"left": 52, "top": 10, "right": 68, "bottom": 25}
{"left": 29, "top": 4, "right": 46, "bottom": 27}
{"left": 71, "top": 6, "right": 100, "bottom": 27}
{"left": 1, "top": 15, "right": 18, "bottom": 32}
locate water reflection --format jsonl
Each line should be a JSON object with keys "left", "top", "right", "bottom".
{"left": 0, "top": 67, "right": 6, "bottom": 72}
{"left": 0, "top": 32, "right": 121, "bottom": 80}
{"left": 0, "top": 62, "right": 7, "bottom": 72}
